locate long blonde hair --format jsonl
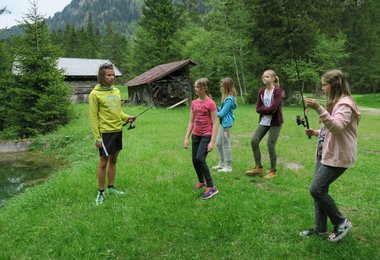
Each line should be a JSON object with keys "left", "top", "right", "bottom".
{"left": 220, "top": 77, "right": 237, "bottom": 103}
{"left": 195, "top": 78, "right": 211, "bottom": 97}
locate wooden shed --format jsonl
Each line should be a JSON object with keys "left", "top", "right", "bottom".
{"left": 125, "top": 59, "right": 196, "bottom": 107}
{"left": 58, "top": 58, "right": 122, "bottom": 103}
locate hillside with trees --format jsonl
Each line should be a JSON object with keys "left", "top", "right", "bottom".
{"left": 48, "top": 0, "right": 143, "bottom": 38}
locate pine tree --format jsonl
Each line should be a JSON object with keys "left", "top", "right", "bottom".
{"left": 7, "top": 0, "right": 72, "bottom": 138}
{"left": 101, "top": 24, "right": 129, "bottom": 74}
{"left": 85, "top": 13, "right": 98, "bottom": 58}
{"left": 251, "top": 0, "right": 318, "bottom": 72}
{"left": 130, "top": 0, "right": 180, "bottom": 75}
{"left": 0, "top": 40, "right": 12, "bottom": 133}
{"left": 341, "top": 0, "right": 380, "bottom": 93}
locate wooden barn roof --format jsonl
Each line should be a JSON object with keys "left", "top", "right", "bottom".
{"left": 58, "top": 58, "right": 122, "bottom": 77}
{"left": 126, "top": 59, "right": 196, "bottom": 87}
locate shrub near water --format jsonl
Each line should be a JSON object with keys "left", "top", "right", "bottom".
{"left": 0, "top": 101, "right": 379, "bottom": 259}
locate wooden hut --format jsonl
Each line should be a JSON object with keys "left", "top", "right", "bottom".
{"left": 125, "top": 59, "right": 196, "bottom": 107}
{"left": 58, "top": 58, "right": 122, "bottom": 103}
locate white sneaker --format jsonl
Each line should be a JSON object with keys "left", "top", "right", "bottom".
{"left": 107, "top": 187, "right": 125, "bottom": 195}
{"left": 218, "top": 166, "right": 232, "bottom": 172}
{"left": 328, "top": 219, "right": 352, "bottom": 242}
{"left": 212, "top": 163, "right": 224, "bottom": 170}
{"left": 95, "top": 191, "right": 105, "bottom": 205}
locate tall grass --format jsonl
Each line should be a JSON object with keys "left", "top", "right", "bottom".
{"left": 0, "top": 98, "right": 379, "bottom": 259}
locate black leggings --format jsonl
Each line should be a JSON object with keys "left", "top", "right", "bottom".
{"left": 192, "top": 134, "right": 213, "bottom": 187}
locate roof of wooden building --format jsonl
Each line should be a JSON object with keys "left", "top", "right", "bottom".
{"left": 58, "top": 58, "right": 122, "bottom": 77}
{"left": 125, "top": 59, "right": 196, "bottom": 87}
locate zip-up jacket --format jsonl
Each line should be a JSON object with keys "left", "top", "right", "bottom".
{"left": 318, "top": 96, "right": 360, "bottom": 168}
{"left": 217, "top": 96, "right": 237, "bottom": 128}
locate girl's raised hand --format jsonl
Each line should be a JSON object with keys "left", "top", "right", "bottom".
{"left": 305, "top": 98, "right": 321, "bottom": 110}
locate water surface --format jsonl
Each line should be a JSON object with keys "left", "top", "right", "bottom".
{"left": 0, "top": 152, "right": 62, "bottom": 207}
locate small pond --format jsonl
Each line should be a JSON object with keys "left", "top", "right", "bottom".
{"left": 0, "top": 151, "right": 63, "bottom": 207}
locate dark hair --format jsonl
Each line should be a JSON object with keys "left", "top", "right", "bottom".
{"left": 97, "top": 63, "right": 114, "bottom": 86}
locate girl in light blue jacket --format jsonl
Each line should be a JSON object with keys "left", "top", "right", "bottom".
{"left": 212, "top": 78, "right": 238, "bottom": 172}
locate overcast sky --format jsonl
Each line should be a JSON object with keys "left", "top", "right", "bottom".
{"left": 0, "top": 0, "right": 72, "bottom": 29}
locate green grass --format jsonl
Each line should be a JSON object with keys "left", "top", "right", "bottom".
{"left": 353, "top": 93, "right": 380, "bottom": 108}
{"left": 0, "top": 99, "right": 379, "bottom": 259}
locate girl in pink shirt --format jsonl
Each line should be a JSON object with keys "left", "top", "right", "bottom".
{"left": 300, "top": 69, "right": 360, "bottom": 242}
{"left": 184, "top": 78, "right": 219, "bottom": 200}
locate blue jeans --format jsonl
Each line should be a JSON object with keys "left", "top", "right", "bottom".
{"left": 192, "top": 134, "right": 213, "bottom": 187}
{"left": 310, "top": 160, "right": 346, "bottom": 232}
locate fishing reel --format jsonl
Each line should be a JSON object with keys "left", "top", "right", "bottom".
{"left": 123, "top": 105, "right": 154, "bottom": 130}
{"left": 296, "top": 115, "right": 306, "bottom": 127}
{"left": 127, "top": 122, "right": 136, "bottom": 130}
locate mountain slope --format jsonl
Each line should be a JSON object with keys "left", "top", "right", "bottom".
{"left": 48, "top": 0, "right": 143, "bottom": 36}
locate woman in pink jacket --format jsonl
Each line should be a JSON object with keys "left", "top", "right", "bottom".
{"left": 300, "top": 69, "right": 360, "bottom": 242}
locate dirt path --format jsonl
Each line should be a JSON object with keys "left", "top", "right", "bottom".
{"left": 358, "top": 106, "right": 380, "bottom": 115}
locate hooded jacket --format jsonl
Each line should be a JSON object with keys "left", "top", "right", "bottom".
{"left": 89, "top": 84, "right": 129, "bottom": 142}
{"left": 317, "top": 96, "right": 360, "bottom": 168}
{"left": 217, "top": 96, "right": 237, "bottom": 128}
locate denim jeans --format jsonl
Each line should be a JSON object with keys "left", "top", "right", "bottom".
{"left": 192, "top": 134, "right": 213, "bottom": 187}
{"left": 310, "top": 160, "right": 346, "bottom": 232}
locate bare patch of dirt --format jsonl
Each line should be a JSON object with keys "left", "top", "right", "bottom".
{"left": 285, "top": 162, "right": 303, "bottom": 170}
{"left": 359, "top": 106, "right": 380, "bottom": 115}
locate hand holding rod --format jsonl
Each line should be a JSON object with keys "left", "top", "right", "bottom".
{"left": 123, "top": 105, "right": 154, "bottom": 130}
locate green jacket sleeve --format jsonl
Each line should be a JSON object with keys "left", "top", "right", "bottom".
{"left": 89, "top": 92, "right": 102, "bottom": 142}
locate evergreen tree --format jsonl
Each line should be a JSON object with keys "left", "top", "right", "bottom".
{"left": 130, "top": 0, "right": 180, "bottom": 76}
{"left": 251, "top": 0, "right": 318, "bottom": 96}
{"left": 60, "top": 24, "right": 76, "bottom": 57}
{"left": 100, "top": 24, "right": 129, "bottom": 83}
{"left": 85, "top": 13, "right": 98, "bottom": 58}
{"left": 7, "top": 0, "right": 71, "bottom": 138}
{"left": 176, "top": 0, "right": 206, "bottom": 26}
{"left": 341, "top": 0, "right": 380, "bottom": 93}
{"left": 0, "top": 10, "right": 10, "bottom": 132}
{"left": 250, "top": 0, "right": 318, "bottom": 81}
{"left": 0, "top": 40, "right": 12, "bottom": 133}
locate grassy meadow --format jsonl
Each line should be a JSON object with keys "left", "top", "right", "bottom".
{"left": 0, "top": 93, "right": 379, "bottom": 259}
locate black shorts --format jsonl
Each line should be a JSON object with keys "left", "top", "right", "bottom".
{"left": 99, "top": 131, "right": 123, "bottom": 157}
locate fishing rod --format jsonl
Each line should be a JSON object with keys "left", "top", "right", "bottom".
{"left": 282, "top": 0, "right": 311, "bottom": 139}
{"left": 123, "top": 105, "right": 154, "bottom": 130}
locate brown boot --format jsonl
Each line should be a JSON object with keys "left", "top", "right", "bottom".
{"left": 245, "top": 166, "right": 263, "bottom": 176}
{"left": 264, "top": 169, "right": 277, "bottom": 179}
